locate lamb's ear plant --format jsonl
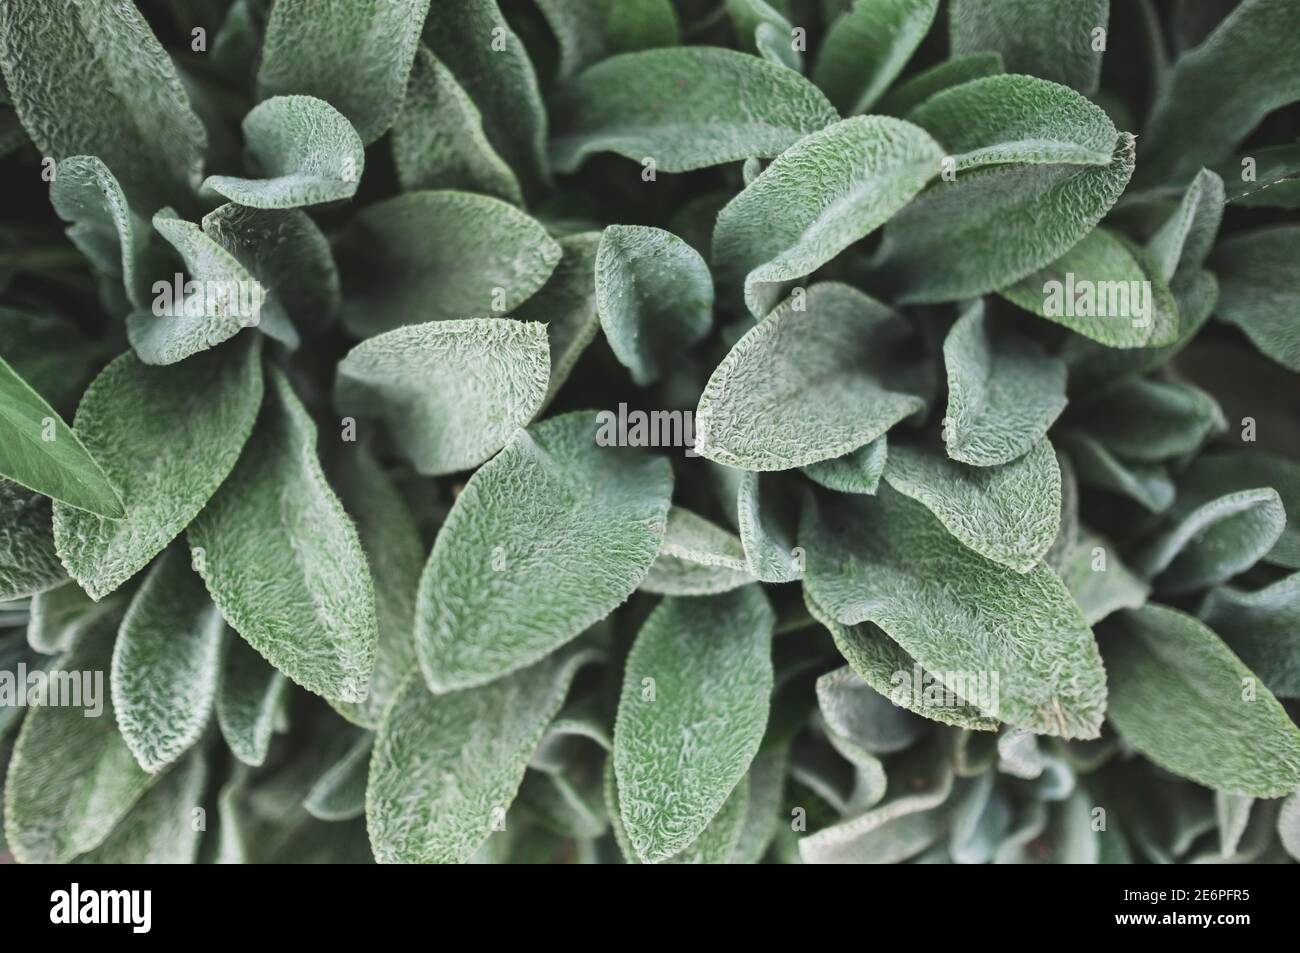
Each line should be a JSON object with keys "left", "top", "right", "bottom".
{"left": 0, "top": 0, "right": 1299, "bottom": 865}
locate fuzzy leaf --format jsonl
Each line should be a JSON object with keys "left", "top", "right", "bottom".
{"left": 1102, "top": 603, "right": 1300, "bottom": 797}
{"left": 550, "top": 47, "right": 838, "bottom": 175}
{"left": 338, "top": 191, "right": 560, "bottom": 337}
{"left": 877, "top": 52, "right": 1004, "bottom": 116}
{"left": 1170, "top": 453, "right": 1300, "bottom": 570}
{"left": 517, "top": 233, "right": 602, "bottom": 406}
{"left": 696, "top": 283, "right": 924, "bottom": 470}
{"left": 337, "top": 319, "right": 549, "bottom": 476}
{"left": 391, "top": 47, "right": 522, "bottom": 204}
{"left": 942, "top": 302, "right": 1066, "bottom": 467}
{"left": 0, "top": 479, "right": 64, "bottom": 602}
{"left": 640, "top": 507, "right": 754, "bottom": 595}
{"left": 539, "top": 0, "right": 680, "bottom": 78}
{"left": 74, "top": 750, "right": 207, "bottom": 864}
{"left": 304, "top": 733, "right": 372, "bottom": 821}
{"left": 367, "top": 645, "right": 597, "bottom": 864}
{"left": 1067, "top": 378, "right": 1225, "bottom": 462}
{"left": 1212, "top": 225, "right": 1300, "bottom": 373}
{"left": 1053, "top": 528, "right": 1149, "bottom": 626}
{"left": 736, "top": 471, "right": 803, "bottom": 582}
{"left": 877, "top": 133, "right": 1135, "bottom": 304}
{"left": 1148, "top": 168, "right": 1225, "bottom": 281}
{"left": 415, "top": 411, "right": 672, "bottom": 692}
{"left": 813, "top": 0, "right": 938, "bottom": 115}
{"left": 216, "top": 633, "right": 288, "bottom": 768}
{"left": 112, "top": 546, "right": 223, "bottom": 772}
{"left": 1060, "top": 430, "right": 1175, "bottom": 513}
{"left": 712, "top": 116, "right": 942, "bottom": 316}
{"left": 189, "top": 369, "right": 378, "bottom": 703}
{"left": 803, "top": 485, "right": 1107, "bottom": 738}
{"left": 256, "top": 0, "right": 430, "bottom": 145}
{"left": 53, "top": 339, "right": 263, "bottom": 601}
{"left": 595, "top": 225, "right": 713, "bottom": 386}
{"left": 0, "top": 0, "right": 206, "bottom": 209}
{"left": 26, "top": 580, "right": 120, "bottom": 656}
{"left": 1201, "top": 574, "right": 1300, "bottom": 699}
{"left": 615, "top": 588, "right": 774, "bottom": 863}
{"left": 949, "top": 0, "right": 1108, "bottom": 94}
{"left": 202, "top": 96, "right": 364, "bottom": 209}
{"left": 802, "top": 437, "right": 888, "bottom": 495}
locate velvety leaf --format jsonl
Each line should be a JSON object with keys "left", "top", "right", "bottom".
{"left": 802, "top": 437, "right": 888, "bottom": 495}
{"left": 256, "top": 0, "right": 430, "bottom": 145}
{"left": 1060, "top": 430, "right": 1175, "bottom": 512}
{"left": 1171, "top": 453, "right": 1300, "bottom": 570}
{"left": 882, "top": 440, "right": 1062, "bottom": 573}
{"left": 1280, "top": 792, "right": 1300, "bottom": 862}
{"left": 391, "top": 47, "right": 522, "bottom": 204}
{"left": 337, "top": 319, "right": 549, "bottom": 476}
{"left": 53, "top": 339, "right": 263, "bottom": 600}
{"left": 813, "top": 0, "right": 938, "bottom": 115}
{"left": 1148, "top": 168, "right": 1225, "bottom": 281}
{"left": 876, "top": 52, "right": 1003, "bottom": 116}
{"left": 367, "top": 644, "right": 597, "bottom": 864}
{"left": 202, "top": 96, "right": 364, "bottom": 209}
{"left": 1102, "top": 603, "right": 1300, "bottom": 797}
{"left": 818, "top": 666, "right": 924, "bottom": 755}
{"left": 729, "top": 746, "right": 789, "bottom": 864}
{"left": 877, "top": 134, "right": 1135, "bottom": 304}
{"left": 415, "top": 411, "right": 672, "bottom": 692}
{"left": 26, "top": 580, "right": 120, "bottom": 656}
{"left": 0, "top": 0, "right": 206, "bottom": 208}
{"left": 736, "top": 471, "right": 803, "bottom": 582}
{"left": 539, "top": 0, "right": 680, "bottom": 78}
{"left": 731, "top": 0, "right": 801, "bottom": 70}
{"left": 112, "top": 546, "right": 223, "bottom": 772}
{"left": 1200, "top": 574, "right": 1300, "bottom": 698}
{"left": 74, "top": 749, "right": 206, "bottom": 864}
{"left": 304, "top": 732, "right": 372, "bottom": 821}
{"left": 1053, "top": 529, "right": 1149, "bottom": 625}
{"left": 338, "top": 191, "right": 561, "bottom": 337}
{"left": 189, "top": 369, "right": 378, "bottom": 703}
{"left": 1068, "top": 378, "right": 1224, "bottom": 462}
{"left": 516, "top": 233, "right": 602, "bottom": 406}
{"left": 1212, "top": 225, "right": 1300, "bottom": 373}
{"left": 695, "top": 283, "right": 925, "bottom": 470}
{"left": 1140, "top": 0, "right": 1300, "bottom": 184}
{"left": 0, "top": 308, "right": 107, "bottom": 412}
{"left": 615, "top": 588, "right": 774, "bottom": 863}
{"left": 949, "top": 0, "right": 1109, "bottom": 94}
{"left": 3, "top": 627, "right": 152, "bottom": 863}
{"left": 550, "top": 47, "right": 838, "bottom": 175}
{"left": 0, "top": 479, "right": 64, "bottom": 602}
{"left": 712, "top": 116, "right": 942, "bottom": 316}
{"left": 1217, "top": 142, "right": 1300, "bottom": 208}
{"left": 909, "top": 74, "right": 1116, "bottom": 170}
{"left": 803, "top": 486, "right": 1107, "bottom": 738}
{"left": 942, "top": 301, "right": 1066, "bottom": 467}
{"left": 216, "top": 633, "right": 288, "bottom": 768}
{"left": 595, "top": 225, "right": 713, "bottom": 386}
{"left": 640, "top": 507, "right": 754, "bottom": 595}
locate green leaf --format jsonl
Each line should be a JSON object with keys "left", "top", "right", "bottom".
{"left": 1067, "top": 378, "right": 1225, "bottom": 462}
{"left": 1147, "top": 168, "right": 1225, "bottom": 282}
{"left": 3, "top": 626, "right": 152, "bottom": 863}
{"left": 729, "top": 746, "right": 789, "bottom": 863}
{"left": 1169, "top": 453, "right": 1300, "bottom": 570}
{"left": 813, "top": 0, "right": 938, "bottom": 115}
{"left": 1140, "top": 0, "right": 1300, "bottom": 184}
{"left": 736, "top": 471, "right": 803, "bottom": 582}
{"left": 0, "top": 478, "right": 64, "bottom": 602}
{"left": 712, "top": 116, "right": 942, "bottom": 316}
{"left": 74, "top": 749, "right": 207, "bottom": 864}
{"left": 0, "top": 308, "right": 107, "bottom": 412}
{"left": 1060, "top": 430, "right": 1174, "bottom": 512}
{"left": 0, "top": 355, "right": 124, "bottom": 518}
{"left": 696, "top": 283, "right": 925, "bottom": 470}
{"left": 595, "top": 225, "right": 713, "bottom": 386}
{"left": 908, "top": 73, "right": 1116, "bottom": 170}
{"left": 26, "top": 580, "right": 121, "bottom": 656}
{"left": 52, "top": 339, "right": 263, "bottom": 600}
{"left": 539, "top": 0, "right": 680, "bottom": 78}
{"left": 516, "top": 233, "right": 602, "bottom": 407}
{"left": 999, "top": 227, "right": 1175, "bottom": 348}
{"left": 305, "top": 733, "right": 372, "bottom": 822}
{"left": 802, "top": 436, "right": 888, "bottom": 495}
{"left": 256, "top": 0, "right": 429, "bottom": 145}
{"left": 1201, "top": 574, "right": 1300, "bottom": 699}
{"left": 201, "top": 96, "right": 364, "bottom": 209}
{"left": 338, "top": 191, "right": 561, "bottom": 337}
{"left": 818, "top": 667, "right": 924, "bottom": 755}
{"left": 189, "top": 368, "right": 378, "bottom": 703}
{"left": 216, "top": 633, "right": 289, "bottom": 768}
{"left": 1102, "top": 603, "right": 1300, "bottom": 797}
{"left": 415, "top": 411, "right": 672, "bottom": 692}
{"left": 1212, "top": 225, "right": 1300, "bottom": 373}
{"left": 615, "top": 588, "right": 774, "bottom": 863}
{"left": 942, "top": 301, "right": 1067, "bottom": 467}
{"left": 639, "top": 507, "right": 754, "bottom": 595}
{"left": 1052, "top": 528, "right": 1149, "bottom": 626}
{"left": 1281, "top": 793, "right": 1300, "bottom": 862}
{"left": 1216, "top": 142, "right": 1300, "bottom": 208}
{"left": 729, "top": 0, "right": 801, "bottom": 70}
{"left": 49, "top": 155, "right": 168, "bottom": 311}
{"left": 949, "top": 0, "right": 1109, "bottom": 94}
{"left": 876, "top": 52, "right": 1004, "bottom": 116}
{"left": 112, "top": 546, "right": 223, "bottom": 772}
{"left": 367, "top": 645, "right": 597, "bottom": 864}
{"left": 803, "top": 485, "right": 1107, "bottom": 738}
{"left": 424, "top": 0, "right": 549, "bottom": 197}
{"left": 0, "top": 0, "right": 206, "bottom": 209}
{"left": 391, "top": 47, "right": 522, "bottom": 204}
{"left": 805, "top": 592, "right": 1000, "bottom": 730}
{"left": 883, "top": 440, "right": 1061, "bottom": 572}
{"left": 336, "top": 318, "right": 549, "bottom": 476}
{"left": 328, "top": 447, "right": 424, "bottom": 729}
{"left": 876, "top": 133, "right": 1136, "bottom": 304}
{"left": 550, "top": 47, "right": 838, "bottom": 175}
